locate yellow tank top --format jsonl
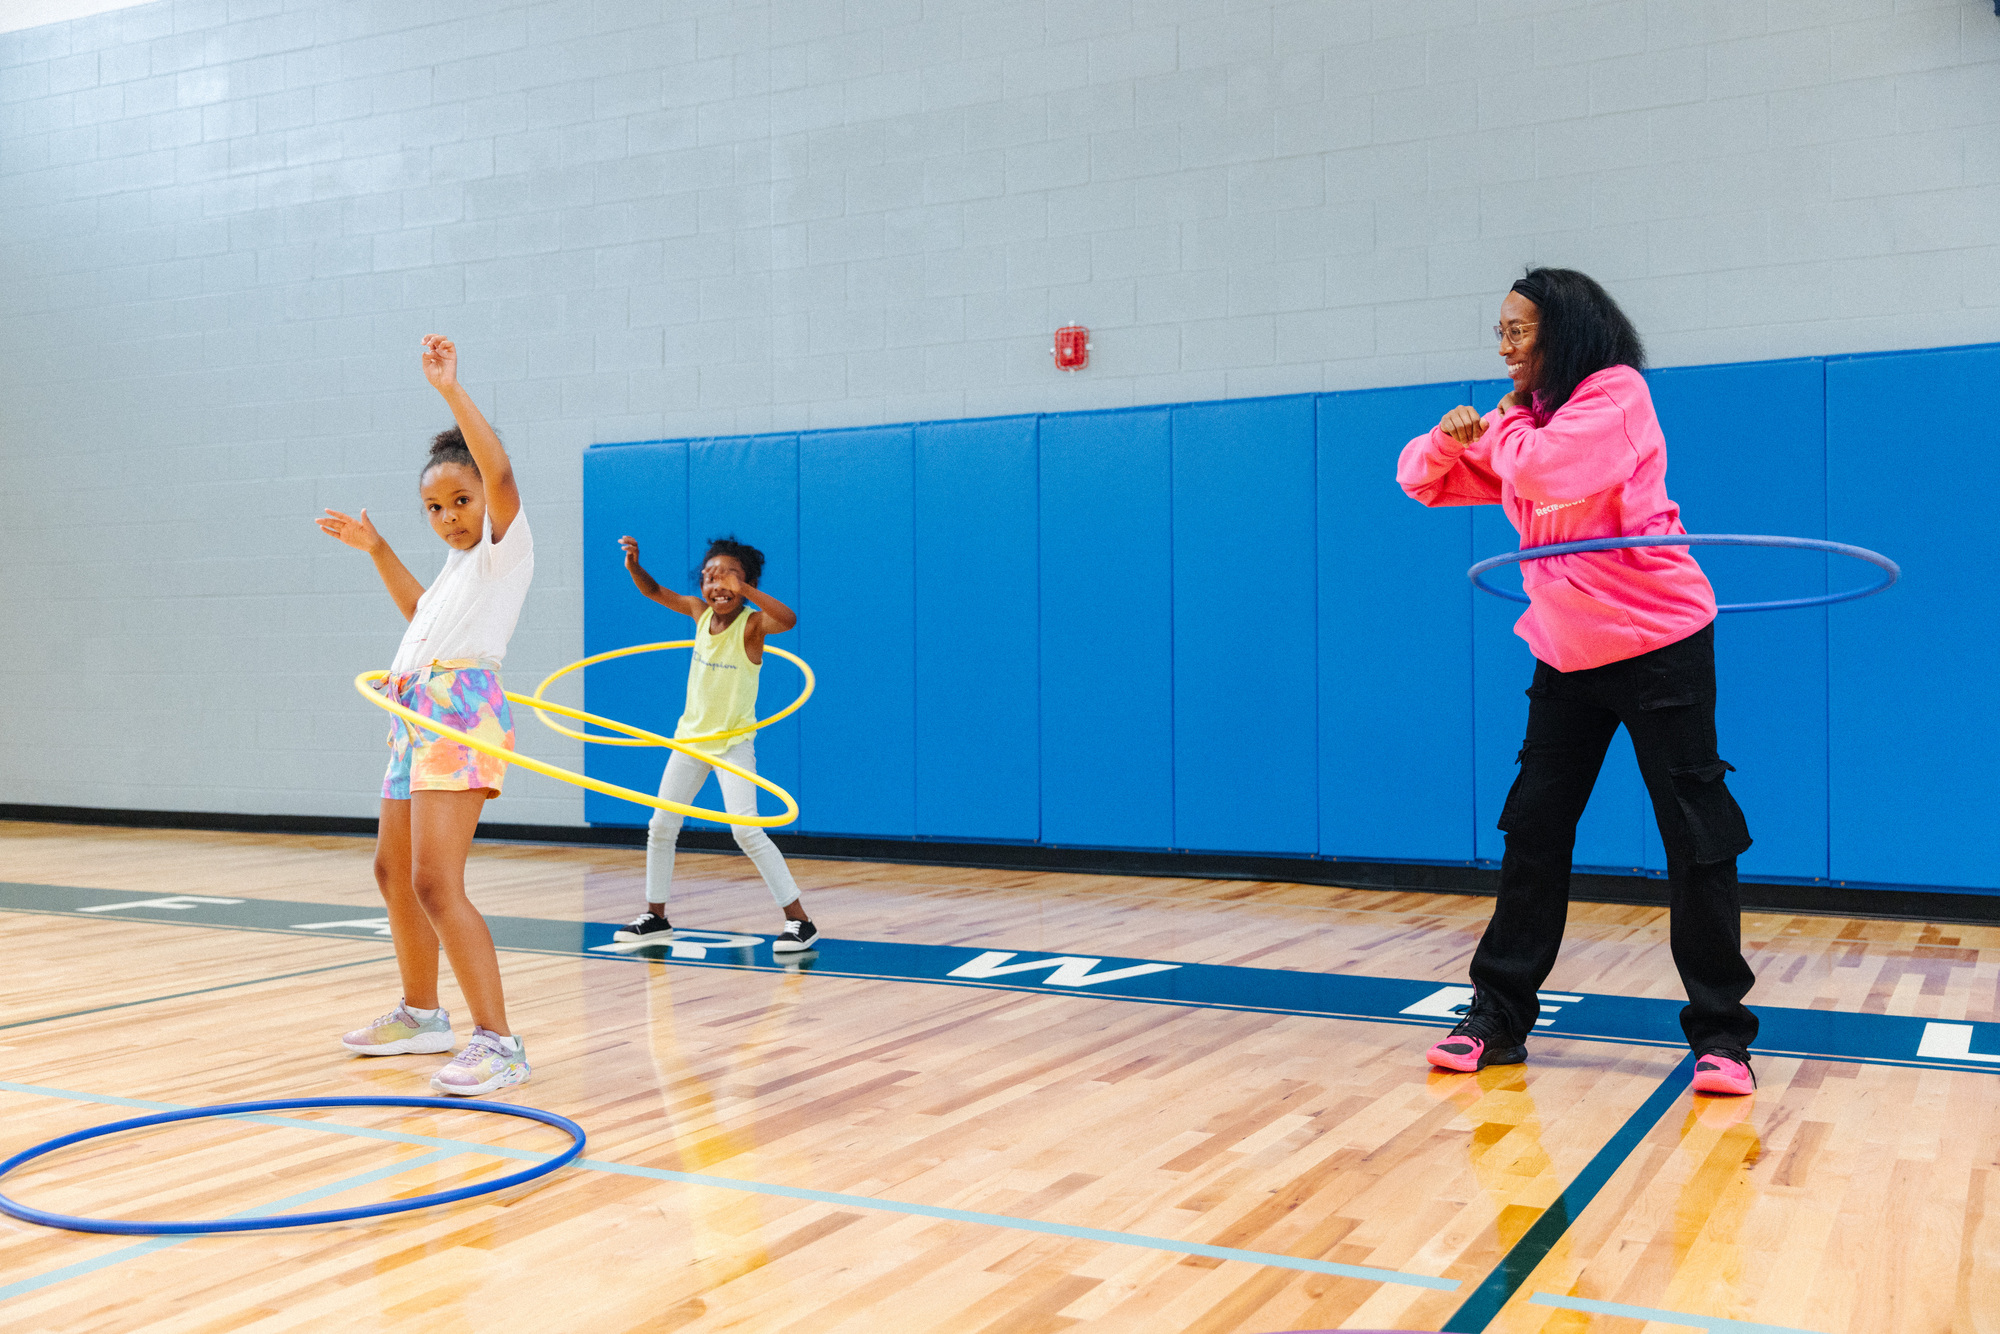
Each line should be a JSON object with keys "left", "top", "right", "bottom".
{"left": 676, "top": 608, "right": 760, "bottom": 758}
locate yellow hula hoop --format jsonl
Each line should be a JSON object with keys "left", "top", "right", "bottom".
{"left": 353, "top": 670, "right": 799, "bottom": 827}
{"left": 524, "top": 640, "right": 815, "bottom": 749}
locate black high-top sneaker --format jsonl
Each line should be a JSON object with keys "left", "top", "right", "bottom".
{"left": 1690, "top": 1046, "right": 1756, "bottom": 1096}
{"left": 1425, "top": 1010, "right": 1528, "bottom": 1072}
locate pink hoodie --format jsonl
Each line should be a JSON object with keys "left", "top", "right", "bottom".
{"left": 1397, "top": 365, "right": 1715, "bottom": 673}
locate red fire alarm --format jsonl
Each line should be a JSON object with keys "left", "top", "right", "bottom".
{"left": 1052, "top": 323, "right": 1090, "bottom": 371}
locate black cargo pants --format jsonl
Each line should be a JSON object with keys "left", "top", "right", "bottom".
{"left": 1470, "top": 621, "right": 1759, "bottom": 1052}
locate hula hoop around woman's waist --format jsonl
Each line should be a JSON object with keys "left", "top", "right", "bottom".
{"left": 1468, "top": 534, "right": 1899, "bottom": 613}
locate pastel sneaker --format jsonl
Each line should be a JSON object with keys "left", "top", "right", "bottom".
{"left": 1690, "top": 1047, "right": 1756, "bottom": 1096}
{"left": 1425, "top": 1015, "right": 1527, "bottom": 1073}
{"left": 431, "top": 1027, "right": 531, "bottom": 1097}
{"left": 342, "top": 1003, "right": 455, "bottom": 1056}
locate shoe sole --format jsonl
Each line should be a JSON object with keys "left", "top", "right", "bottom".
{"left": 1690, "top": 1073, "right": 1755, "bottom": 1096}
{"left": 1427, "top": 1042, "right": 1528, "bottom": 1072}
{"left": 612, "top": 928, "right": 676, "bottom": 942}
{"left": 343, "top": 1034, "right": 456, "bottom": 1056}
{"left": 771, "top": 939, "right": 816, "bottom": 953}
{"left": 432, "top": 1067, "right": 531, "bottom": 1097}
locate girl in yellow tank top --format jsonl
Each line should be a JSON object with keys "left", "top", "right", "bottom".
{"left": 607, "top": 534, "right": 818, "bottom": 953}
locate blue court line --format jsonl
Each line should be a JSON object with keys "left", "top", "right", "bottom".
{"left": 1442, "top": 1053, "right": 1696, "bottom": 1332}
{"left": 0, "top": 1234, "right": 184, "bottom": 1304}
{"left": 1530, "top": 1292, "right": 1829, "bottom": 1333}
{"left": 0, "top": 1081, "right": 185, "bottom": 1114}
{"left": 0, "top": 1079, "right": 561, "bottom": 1159}
{"left": 573, "top": 1157, "right": 1457, "bottom": 1288}
{"left": 0, "top": 1149, "right": 458, "bottom": 1304}
{"left": 0, "top": 957, "right": 398, "bottom": 1033}
{"left": 0, "top": 1080, "right": 1456, "bottom": 1293}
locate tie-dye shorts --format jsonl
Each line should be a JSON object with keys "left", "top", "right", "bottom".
{"left": 380, "top": 664, "right": 515, "bottom": 800}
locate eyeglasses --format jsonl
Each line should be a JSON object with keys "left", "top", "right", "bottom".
{"left": 1494, "top": 322, "right": 1538, "bottom": 346}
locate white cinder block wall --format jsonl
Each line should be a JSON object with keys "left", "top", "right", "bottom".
{"left": 2, "top": 0, "right": 1996, "bottom": 823}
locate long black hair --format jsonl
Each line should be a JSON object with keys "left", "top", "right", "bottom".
{"left": 1511, "top": 267, "right": 1645, "bottom": 420}
{"left": 694, "top": 535, "right": 764, "bottom": 588}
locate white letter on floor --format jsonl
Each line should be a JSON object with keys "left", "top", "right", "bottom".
{"left": 948, "top": 951, "right": 1180, "bottom": 988}
{"left": 1399, "top": 986, "right": 1582, "bottom": 1027}
{"left": 1400, "top": 986, "right": 1475, "bottom": 1019}
{"left": 1918, "top": 1022, "right": 2000, "bottom": 1064}
{"left": 295, "top": 918, "right": 395, "bottom": 936}
{"left": 590, "top": 931, "right": 764, "bottom": 959}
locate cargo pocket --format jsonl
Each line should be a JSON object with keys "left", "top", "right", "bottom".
{"left": 1635, "top": 657, "right": 1705, "bottom": 712}
{"left": 1493, "top": 745, "right": 1529, "bottom": 832}
{"left": 1668, "top": 760, "right": 1753, "bottom": 863}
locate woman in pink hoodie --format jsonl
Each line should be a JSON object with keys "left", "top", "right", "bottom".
{"left": 1397, "top": 268, "right": 1757, "bottom": 1097}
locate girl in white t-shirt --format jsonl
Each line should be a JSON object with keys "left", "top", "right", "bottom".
{"left": 315, "top": 335, "right": 535, "bottom": 1097}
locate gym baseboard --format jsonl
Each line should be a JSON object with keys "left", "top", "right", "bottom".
{"left": 4, "top": 802, "right": 1995, "bottom": 924}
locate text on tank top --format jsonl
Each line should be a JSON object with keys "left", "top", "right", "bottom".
{"left": 675, "top": 607, "right": 760, "bottom": 758}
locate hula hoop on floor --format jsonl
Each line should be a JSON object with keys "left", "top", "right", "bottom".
{"left": 525, "top": 640, "right": 814, "bottom": 749}
{"left": 0, "top": 1096, "right": 585, "bottom": 1235}
{"left": 354, "top": 669, "right": 800, "bottom": 826}
{"left": 1468, "top": 534, "right": 1899, "bottom": 613}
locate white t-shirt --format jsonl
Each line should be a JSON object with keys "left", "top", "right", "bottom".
{"left": 389, "top": 507, "right": 535, "bottom": 673}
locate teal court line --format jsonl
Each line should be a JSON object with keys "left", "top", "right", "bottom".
{"left": 0, "top": 1080, "right": 1458, "bottom": 1296}
{"left": 0, "top": 1148, "right": 458, "bottom": 1304}
{"left": 0, "top": 957, "right": 399, "bottom": 1034}
{"left": 1441, "top": 1054, "right": 1693, "bottom": 1332}
{"left": 573, "top": 1156, "right": 1458, "bottom": 1287}
{"left": 1530, "top": 1291, "right": 1830, "bottom": 1333}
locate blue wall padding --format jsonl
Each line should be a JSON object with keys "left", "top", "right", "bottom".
{"left": 1169, "top": 396, "right": 1319, "bottom": 854}
{"left": 583, "top": 340, "right": 1997, "bottom": 894}
{"left": 1471, "top": 499, "right": 1526, "bottom": 865}
{"left": 580, "top": 441, "right": 686, "bottom": 826}
{"left": 1652, "top": 359, "right": 1828, "bottom": 879}
{"left": 1828, "top": 345, "right": 2000, "bottom": 889}
{"left": 1038, "top": 408, "right": 1174, "bottom": 849}
{"left": 1317, "top": 384, "right": 1476, "bottom": 861}
{"left": 796, "top": 427, "right": 916, "bottom": 837}
{"left": 913, "top": 417, "right": 1041, "bottom": 841}
{"left": 683, "top": 435, "right": 803, "bottom": 827}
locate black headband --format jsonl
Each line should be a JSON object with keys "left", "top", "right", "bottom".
{"left": 1510, "top": 273, "right": 1550, "bottom": 307}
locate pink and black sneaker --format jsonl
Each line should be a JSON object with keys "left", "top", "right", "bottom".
{"left": 1690, "top": 1047, "right": 1756, "bottom": 1096}
{"left": 1425, "top": 1014, "right": 1527, "bottom": 1073}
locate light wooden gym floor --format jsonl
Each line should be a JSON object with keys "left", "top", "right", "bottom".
{"left": 1, "top": 819, "right": 1996, "bottom": 1334}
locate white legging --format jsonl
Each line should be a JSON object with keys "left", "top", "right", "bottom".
{"left": 646, "top": 739, "right": 801, "bottom": 909}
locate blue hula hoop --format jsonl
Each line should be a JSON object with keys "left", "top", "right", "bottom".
{"left": 0, "top": 1096, "right": 585, "bottom": 1235}
{"left": 1469, "top": 534, "right": 1899, "bottom": 613}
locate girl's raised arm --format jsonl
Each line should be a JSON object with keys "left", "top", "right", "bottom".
{"left": 710, "top": 565, "right": 795, "bottom": 634}
{"left": 421, "top": 335, "right": 520, "bottom": 540}
{"left": 316, "top": 507, "right": 424, "bottom": 622}
{"left": 619, "top": 536, "right": 705, "bottom": 618}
